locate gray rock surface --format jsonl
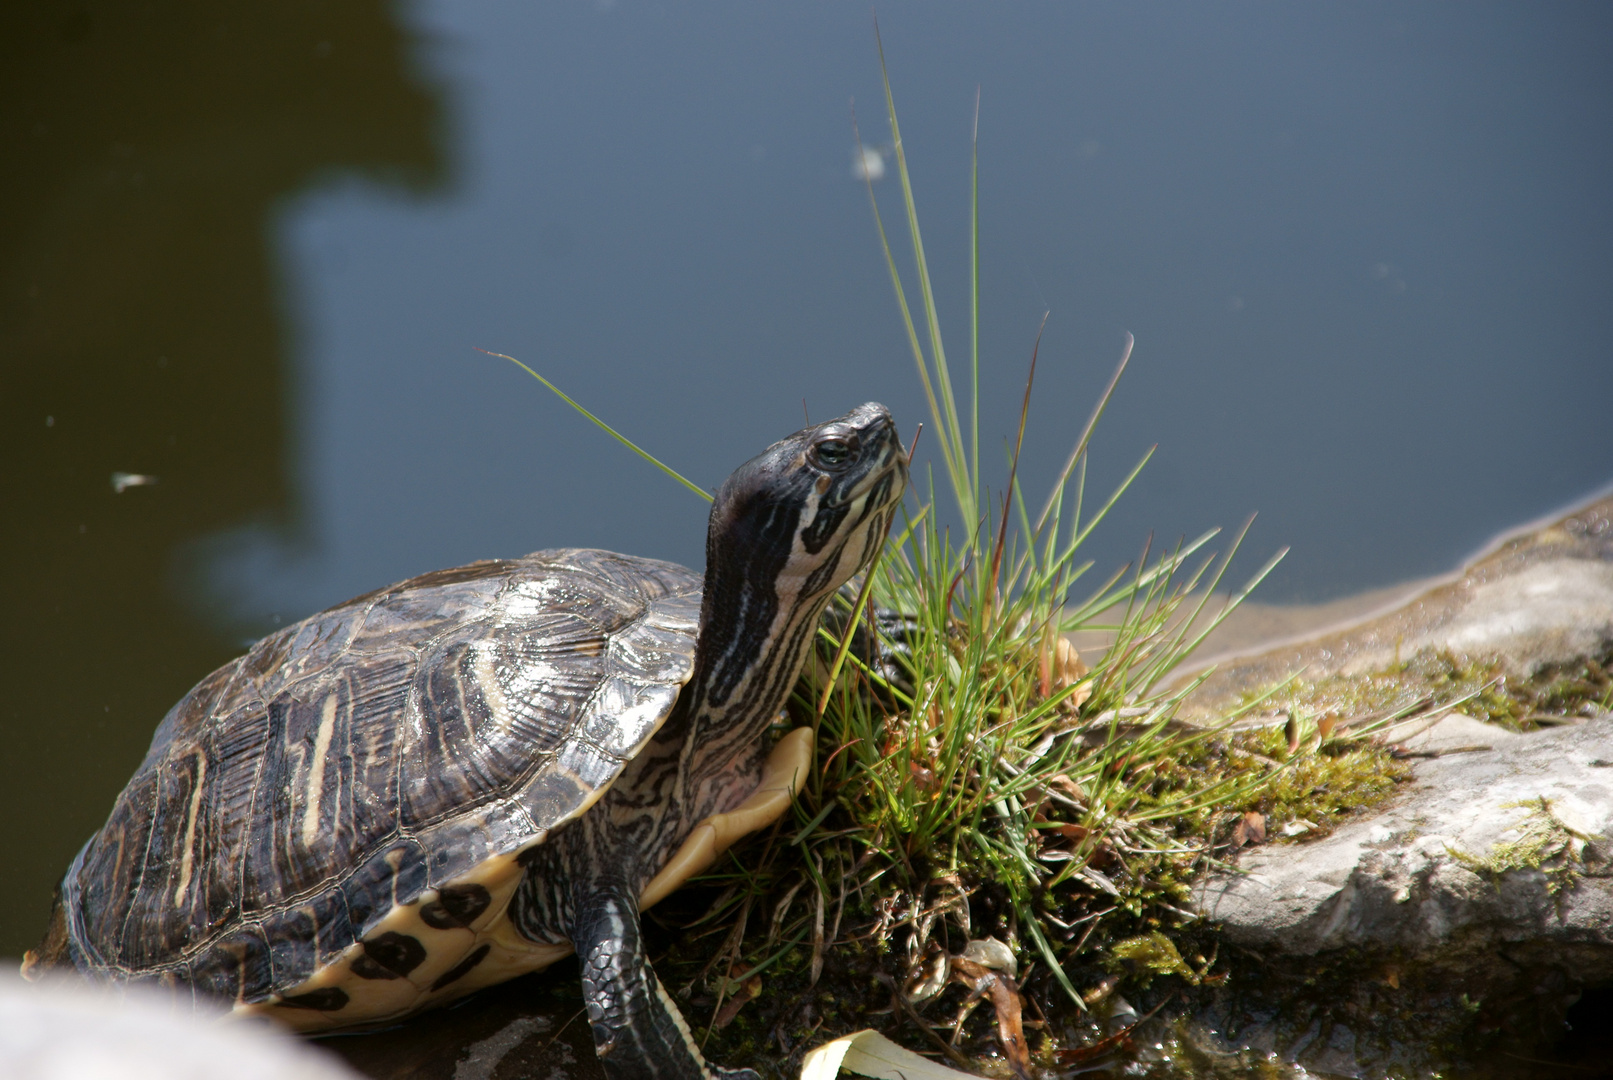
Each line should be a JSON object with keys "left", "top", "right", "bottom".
{"left": 1196, "top": 715, "right": 1613, "bottom": 966}
{"left": 1177, "top": 492, "right": 1613, "bottom": 1077}
{"left": 1187, "top": 494, "right": 1613, "bottom": 710}
{"left": 0, "top": 971, "right": 361, "bottom": 1080}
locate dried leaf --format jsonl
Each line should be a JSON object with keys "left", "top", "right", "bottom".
{"left": 1229, "top": 811, "right": 1266, "bottom": 850}
{"left": 909, "top": 760, "right": 937, "bottom": 790}
{"left": 713, "top": 974, "right": 762, "bottom": 1029}
{"left": 800, "top": 1029, "right": 979, "bottom": 1080}
{"left": 1034, "top": 820, "right": 1091, "bottom": 844}
{"left": 948, "top": 958, "right": 1031, "bottom": 1077}
{"left": 957, "top": 937, "right": 1016, "bottom": 976}
{"left": 904, "top": 947, "right": 949, "bottom": 1004}
{"left": 1047, "top": 773, "right": 1086, "bottom": 803}
{"left": 1055, "top": 993, "right": 1172, "bottom": 1066}
{"left": 1053, "top": 1020, "right": 1137, "bottom": 1066}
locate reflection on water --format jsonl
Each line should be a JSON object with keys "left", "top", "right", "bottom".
{"left": 0, "top": 1, "right": 444, "bottom": 956}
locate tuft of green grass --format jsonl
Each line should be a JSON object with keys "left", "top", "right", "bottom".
{"left": 494, "top": 36, "right": 1454, "bottom": 1076}
{"left": 652, "top": 35, "right": 1313, "bottom": 1074}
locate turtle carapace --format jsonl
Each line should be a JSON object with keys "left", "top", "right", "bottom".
{"left": 27, "top": 403, "right": 907, "bottom": 1080}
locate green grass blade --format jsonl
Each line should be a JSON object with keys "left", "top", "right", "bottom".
{"left": 970, "top": 87, "right": 982, "bottom": 523}
{"left": 874, "top": 20, "right": 972, "bottom": 524}
{"left": 1035, "top": 332, "right": 1133, "bottom": 533}
{"left": 852, "top": 110, "right": 950, "bottom": 488}
{"left": 482, "top": 348, "right": 711, "bottom": 503}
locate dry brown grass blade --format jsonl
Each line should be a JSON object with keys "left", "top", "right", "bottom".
{"left": 810, "top": 878, "right": 826, "bottom": 987}
{"left": 877, "top": 973, "right": 978, "bottom": 1072}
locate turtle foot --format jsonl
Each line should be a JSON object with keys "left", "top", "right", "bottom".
{"left": 575, "top": 878, "right": 751, "bottom": 1080}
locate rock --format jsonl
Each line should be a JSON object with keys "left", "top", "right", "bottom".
{"left": 1174, "top": 492, "right": 1613, "bottom": 1077}
{"left": 1378, "top": 710, "right": 1521, "bottom": 752}
{"left": 1195, "top": 716, "right": 1613, "bottom": 963}
{"left": 1188, "top": 494, "right": 1613, "bottom": 708}
{"left": 0, "top": 971, "right": 361, "bottom": 1080}
{"left": 1440, "top": 559, "right": 1613, "bottom": 670}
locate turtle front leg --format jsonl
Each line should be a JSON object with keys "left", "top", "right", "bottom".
{"left": 572, "top": 878, "right": 757, "bottom": 1080}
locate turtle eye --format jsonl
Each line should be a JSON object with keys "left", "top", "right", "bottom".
{"left": 812, "top": 437, "right": 855, "bottom": 468}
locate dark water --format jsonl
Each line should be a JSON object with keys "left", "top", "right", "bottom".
{"left": 2, "top": 1, "right": 1610, "bottom": 961}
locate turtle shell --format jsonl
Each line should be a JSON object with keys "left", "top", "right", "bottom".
{"left": 58, "top": 548, "right": 702, "bottom": 1013}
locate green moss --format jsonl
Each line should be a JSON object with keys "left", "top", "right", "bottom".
{"left": 1122, "top": 717, "right": 1410, "bottom": 847}
{"left": 1238, "top": 728, "right": 1410, "bottom": 828}
{"left": 1109, "top": 931, "right": 1200, "bottom": 985}
{"left": 1445, "top": 797, "right": 1597, "bottom": 898}
{"left": 1255, "top": 646, "right": 1613, "bottom": 735}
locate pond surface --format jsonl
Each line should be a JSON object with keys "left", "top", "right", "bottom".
{"left": 2, "top": 1, "right": 1609, "bottom": 964}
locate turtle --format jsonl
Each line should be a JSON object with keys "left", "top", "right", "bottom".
{"left": 25, "top": 403, "right": 907, "bottom": 1080}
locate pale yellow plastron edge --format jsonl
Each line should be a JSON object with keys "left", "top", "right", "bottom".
{"left": 240, "top": 727, "right": 813, "bottom": 1033}
{"left": 640, "top": 726, "right": 813, "bottom": 910}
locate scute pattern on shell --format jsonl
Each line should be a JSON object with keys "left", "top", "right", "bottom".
{"left": 60, "top": 549, "right": 701, "bottom": 1007}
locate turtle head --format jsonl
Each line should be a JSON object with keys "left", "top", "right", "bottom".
{"left": 709, "top": 402, "right": 906, "bottom": 605}
{"left": 696, "top": 403, "right": 906, "bottom": 707}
